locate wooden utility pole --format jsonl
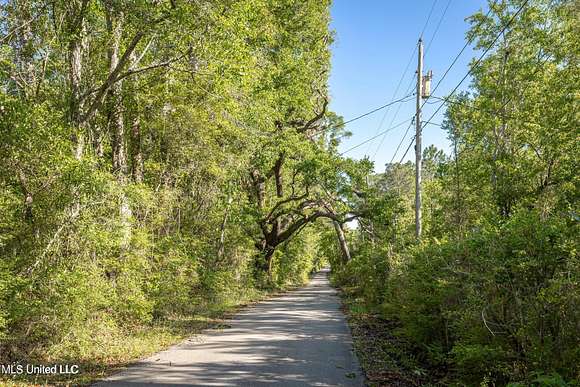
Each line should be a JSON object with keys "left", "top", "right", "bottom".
{"left": 415, "top": 38, "right": 423, "bottom": 239}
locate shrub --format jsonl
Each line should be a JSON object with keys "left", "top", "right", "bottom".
{"left": 389, "top": 209, "right": 579, "bottom": 384}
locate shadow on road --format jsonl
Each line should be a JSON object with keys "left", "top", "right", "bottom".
{"left": 96, "top": 269, "right": 362, "bottom": 387}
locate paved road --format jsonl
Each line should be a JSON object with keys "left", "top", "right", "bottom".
{"left": 96, "top": 269, "right": 363, "bottom": 386}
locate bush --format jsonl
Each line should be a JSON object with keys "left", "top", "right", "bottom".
{"left": 272, "top": 229, "right": 321, "bottom": 287}
{"left": 388, "top": 210, "right": 579, "bottom": 384}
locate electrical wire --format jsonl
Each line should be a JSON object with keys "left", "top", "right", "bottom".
{"left": 334, "top": 0, "right": 527, "bottom": 161}
{"left": 370, "top": 87, "right": 413, "bottom": 160}
{"left": 372, "top": 0, "right": 455, "bottom": 164}
{"left": 340, "top": 118, "right": 413, "bottom": 155}
{"left": 421, "top": 0, "right": 440, "bottom": 38}
{"left": 365, "top": 0, "right": 440, "bottom": 160}
{"left": 388, "top": 119, "right": 414, "bottom": 164}
{"left": 364, "top": 53, "right": 416, "bottom": 156}
{"left": 337, "top": 93, "right": 414, "bottom": 127}
{"left": 399, "top": 135, "right": 416, "bottom": 163}
{"left": 376, "top": 73, "right": 418, "bottom": 162}
{"left": 412, "top": 53, "right": 554, "bottom": 157}
{"left": 307, "top": 93, "right": 414, "bottom": 140}
{"left": 420, "top": 0, "right": 531, "bottom": 131}
{"left": 429, "top": 95, "right": 545, "bottom": 127}
{"left": 418, "top": 0, "right": 499, "bottom": 115}
{"left": 387, "top": 0, "right": 528, "bottom": 163}
{"left": 425, "top": 0, "right": 453, "bottom": 55}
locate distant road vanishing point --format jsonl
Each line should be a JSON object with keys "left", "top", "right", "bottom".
{"left": 96, "top": 269, "right": 363, "bottom": 386}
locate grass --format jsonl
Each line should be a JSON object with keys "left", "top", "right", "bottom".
{"left": 0, "top": 287, "right": 270, "bottom": 387}
{"left": 337, "top": 285, "right": 436, "bottom": 387}
{"left": 0, "top": 267, "right": 322, "bottom": 387}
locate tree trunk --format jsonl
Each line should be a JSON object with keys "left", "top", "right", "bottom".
{"left": 250, "top": 170, "right": 265, "bottom": 209}
{"left": 216, "top": 196, "right": 232, "bottom": 263}
{"left": 69, "top": 31, "right": 85, "bottom": 160}
{"left": 106, "top": 9, "right": 127, "bottom": 180}
{"left": 274, "top": 154, "right": 284, "bottom": 197}
{"left": 17, "top": 169, "right": 33, "bottom": 224}
{"left": 253, "top": 245, "right": 275, "bottom": 284}
{"left": 130, "top": 116, "right": 144, "bottom": 183}
{"left": 105, "top": 7, "right": 132, "bottom": 247}
{"left": 333, "top": 221, "right": 351, "bottom": 263}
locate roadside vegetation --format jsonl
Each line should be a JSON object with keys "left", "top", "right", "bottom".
{"left": 330, "top": 1, "right": 579, "bottom": 385}
{"left": 0, "top": 0, "right": 339, "bottom": 384}
{"left": 1, "top": 285, "right": 267, "bottom": 385}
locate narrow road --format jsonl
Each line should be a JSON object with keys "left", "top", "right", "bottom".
{"left": 97, "top": 269, "right": 363, "bottom": 386}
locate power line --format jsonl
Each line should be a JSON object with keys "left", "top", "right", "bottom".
{"left": 425, "top": 0, "right": 453, "bottom": 55}
{"left": 387, "top": 0, "right": 490, "bottom": 166}
{"left": 307, "top": 93, "right": 413, "bottom": 140}
{"left": 412, "top": 55, "right": 554, "bottom": 154}
{"left": 368, "top": 0, "right": 444, "bottom": 159}
{"left": 399, "top": 135, "right": 416, "bottom": 163}
{"left": 421, "top": 0, "right": 531, "bottom": 131}
{"left": 337, "top": 94, "right": 414, "bottom": 127}
{"left": 376, "top": 73, "right": 418, "bottom": 161}
{"left": 371, "top": 68, "right": 418, "bottom": 159}
{"left": 364, "top": 0, "right": 439, "bottom": 157}
{"left": 336, "top": 0, "right": 528, "bottom": 161}
{"left": 421, "top": 0, "right": 440, "bottom": 38}
{"left": 364, "top": 53, "right": 416, "bottom": 156}
{"left": 369, "top": 73, "right": 416, "bottom": 159}
{"left": 370, "top": 0, "right": 457, "bottom": 165}
{"left": 432, "top": 52, "right": 555, "bottom": 132}
{"left": 396, "top": 0, "right": 530, "bottom": 163}
{"left": 418, "top": 0, "right": 499, "bottom": 115}
{"left": 370, "top": 93, "right": 412, "bottom": 159}
{"left": 429, "top": 95, "right": 546, "bottom": 127}
{"left": 388, "top": 119, "right": 414, "bottom": 164}
{"left": 340, "top": 118, "right": 413, "bottom": 155}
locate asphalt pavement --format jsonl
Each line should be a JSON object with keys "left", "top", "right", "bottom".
{"left": 96, "top": 268, "right": 363, "bottom": 386}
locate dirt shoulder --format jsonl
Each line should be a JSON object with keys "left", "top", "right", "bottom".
{"left": 338, "top": 288, "right": 440, "bottom": 387}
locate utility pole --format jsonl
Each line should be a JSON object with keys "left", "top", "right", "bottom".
{"left": 415, "top": 38, "right": 423, "bottom": 239}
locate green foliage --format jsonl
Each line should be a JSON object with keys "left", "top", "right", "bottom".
{"left": 0, "top": 0, "right": 338, "bottom": 374}
{"left": 272, "top": 228, "right": 324, "bottom": 287}
{"left": 333, "top": 0, "right": 579, "bottom": 385}
{"left": 391, "top": 210, "right": 578, "bottom": 383}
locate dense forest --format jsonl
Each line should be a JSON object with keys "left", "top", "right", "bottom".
{"left": 0, "top": 0, "right": 578, "bottom": 385}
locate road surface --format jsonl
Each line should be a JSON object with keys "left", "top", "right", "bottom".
{"left": 96, "top": 269, "right": 363, "bottom": 386}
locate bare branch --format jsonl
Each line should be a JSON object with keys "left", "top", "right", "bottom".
{"left": 265, "top": 191, "right": 309, "bottom": 222}
{"left": 80, "top": 30, "right": 146, "bottom": 123}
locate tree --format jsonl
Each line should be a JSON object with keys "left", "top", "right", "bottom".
{"left": 331, "top": 0, "right": 579, "bottom": 384}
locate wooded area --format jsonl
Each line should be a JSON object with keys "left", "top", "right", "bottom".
{"left": 0, "top": 0, "right": 578, "bottom": 385}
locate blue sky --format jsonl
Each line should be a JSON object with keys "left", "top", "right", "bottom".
{"left": 329, "top": 0, "right": 488, "bottom": 172}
